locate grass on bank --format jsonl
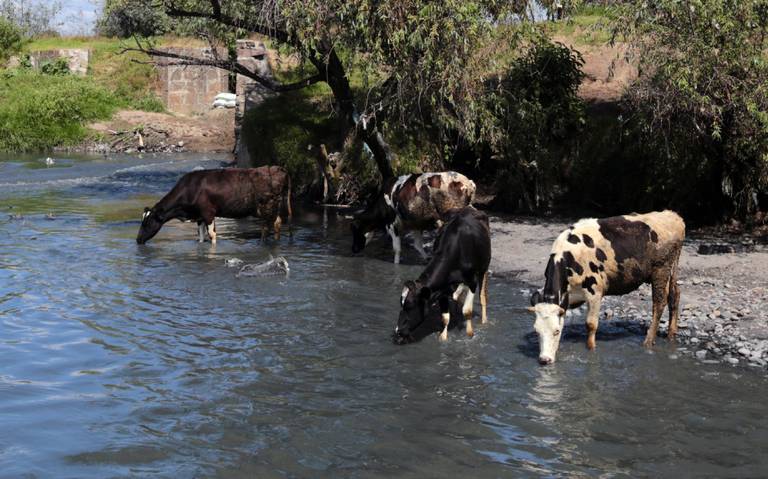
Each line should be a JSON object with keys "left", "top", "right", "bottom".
{"left": 0, "top": 70, "right": 122, "bottom": 151}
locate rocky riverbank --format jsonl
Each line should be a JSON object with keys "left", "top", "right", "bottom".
{"left": 61, "top": 109, "right": 236, "bottom": 155}
{"left": 489, "top": 216, "right": 768, "bottom": 369}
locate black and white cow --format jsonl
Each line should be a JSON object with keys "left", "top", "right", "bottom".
{"left": 528, "top": 210, "right": 685, "bottom": 364}
{"left": 351, "top": 171, "right": 475, "bottom": 263}
{"left": 137, "top": 166, "right": 292, "bottom": 244}
{"left": 393, "top": 207, "right": 491, "bottom": 344}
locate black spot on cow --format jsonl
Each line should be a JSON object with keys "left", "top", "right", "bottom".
{"left": 589, "top": 262, "right": 599, "bottom": 273}
{"left": 650, "top": 230, "right": 659, "bottom": 243}
{"left": 617, "top": 263, "right": 624, "bottom": 272}
{"left": 599, "top": 264, "right": 605, "bottom": 272}
{"left": 582, "top": 234, "right": 594, "bottom": 248}
{"left": 598, "top": 216, "right": 653, "bottom": 263}
{"left": 567, "top": 234, "right": 581, "bottom": 244}
{"left": 582, "top": 276, "right": 598, "bottom": 295}
{"left": 418, "top": 184, "right": 431, "bottom": 202}
{"left": 595, "top": 248, "right": 607, "bottom": 262}
{"left": 562, "top": 251, "right": 584, "bottom": 276}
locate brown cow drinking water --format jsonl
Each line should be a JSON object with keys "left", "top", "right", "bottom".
{"left": 528, "top": 210, "right": 685, "bottom": 364}
{"left": 136, "top": 166, "right": 292, "bottom": 245}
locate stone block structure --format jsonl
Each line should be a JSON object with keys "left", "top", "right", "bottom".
{"left": 235, "top": 40, "right": 274, "bottom": 166}
{"left": 154, "top": 47, "right": 231, "bottom": 115}
{"left": 13, "top": 49, "right": 90, "bottom": 75}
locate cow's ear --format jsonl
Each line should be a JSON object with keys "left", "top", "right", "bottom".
{"left": 404, "top": 280, "right": 416, "bottom": 291}
{"left": 527, "top": 306, "right": 536, "bottom": 313}
{"left": 144, "top": 207, "right": 150, "bottom": 213}
{"left": 418, "top": 286, "right": 432, "bottom": 300}
{"left": 530, "top": 290, "right": 542, "bottom": 306}
{"left": 558, "top": 307, "right": 566, "bottom": 317}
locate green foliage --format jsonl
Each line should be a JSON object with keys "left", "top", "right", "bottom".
{"left": 0, "top": 16, "right": 24, "bottom": 63}
{"left": 39, "top": 57, "right": 69, "bottom": 75}
{"left": 483, "top": 35, "right": 586, "bottom": 211}
{"left": 0, "top": 71, "right": 120, "bottom": 151}
{"left": 613, "top": 0, "right": 768, "bottom": 218}
{"left": 26, "top": 36, "right": 165, "bottom": 112}
{"left": 0, "top": 0, "right": 61, "bottom": 37}
{"left": 99, "top": 0, "right": 168, "bottom": 38}
{"left": 241, "top": 85, "right": 338, "bottom": 190}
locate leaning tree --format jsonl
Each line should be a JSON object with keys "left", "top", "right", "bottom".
{"left": 123, "top": 0, "right": 534, "bottom": 180}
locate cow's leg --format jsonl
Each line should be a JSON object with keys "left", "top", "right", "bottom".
{"left": 480, "top": 271, "right": 489, "bottom": 324}
{"left": 644, "top": 268, "right": 671, "bottom": 348}
{"left": 585, "top": 294, "right": 602, "bottom": 350}
{"left": 206, "top": 219, "right": 217, "bottom": 244}
{"left": 261, "top": 224, "right": 268, "bottom": 242}
{"left": 197, "top": 221, "right": 206, "bottom": 243}
{"left": 451, "top": 284, "right": 473, "bottom": 337}
{"left": 667, "top": 255, "right": 681, "bottom": 340}
{"left": 274, "top": 215, "right": 282, "bottom": 241}
{"left": 462, "top": 288, "right": 476, "bottom": 338}
{"left": 438, "top": 295, "right": 450, "bottom": 341}
{"left": 411, "top": 231, "right": 428, "bottom": 261}
{"left": 386, "top": 224, "right": 401, "bottom": 264}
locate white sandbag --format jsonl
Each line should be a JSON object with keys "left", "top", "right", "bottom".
{"left": 212, "top": 99, "right": 237, "bottom": 108}
{"left": 215, "top": 92, "right": 237, "bottom": 102}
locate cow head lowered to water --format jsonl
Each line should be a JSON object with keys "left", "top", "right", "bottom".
{"left": 528, "top": 210, "right": 685, "bottom": 365}
{"left": 393, "top": 281, "right": 463, "bottom": 344}
{"left": 528, "top": 290, "right": 568, "bottom": 365}
{"left": 137, "top": 207, "right": 164, "bottom": 245}
{"left": 392, "top": 207, "right": 491, "bottom": 344}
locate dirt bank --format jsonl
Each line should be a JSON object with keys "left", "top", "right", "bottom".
{"left": 490, "top": 216, "right": 768, "bottom": 369}
{"left": 81, "top": 108, "right": 236, "bottom": 154}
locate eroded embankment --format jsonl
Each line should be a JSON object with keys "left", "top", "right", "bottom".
{"left": 490, "top": 216, "right": 768, "bottom": 369}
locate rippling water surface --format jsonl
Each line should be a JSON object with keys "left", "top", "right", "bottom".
{"left": 1, "top": 153, "right": 767, "bottom": 478}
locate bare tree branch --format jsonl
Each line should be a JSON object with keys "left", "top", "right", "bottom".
{"left": 123, "top": 42, "right": 323, "bottom": 93}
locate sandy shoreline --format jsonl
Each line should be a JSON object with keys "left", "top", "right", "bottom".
{"left": 489, "top": 216, "right": 768, "bottom": 369}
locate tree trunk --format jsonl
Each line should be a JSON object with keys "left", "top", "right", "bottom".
{"left": 313, "top": 48, "right": 395, "bottom": 180}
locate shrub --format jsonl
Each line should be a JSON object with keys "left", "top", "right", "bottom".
{"left": 484, "top": 35, "right": 585, "bottom": 212}
{"left": 0, "top": 17, "right": 24, "bottom": 64}
{"left": 613, "top": 0, "right": 768, "bottom": 220}
{"left": 0, "top": 71, "right": 120, "bottom": 151}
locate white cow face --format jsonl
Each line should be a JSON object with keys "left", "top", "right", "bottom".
{"left": 529, "top": 303, "right": 565, "bottom": 365}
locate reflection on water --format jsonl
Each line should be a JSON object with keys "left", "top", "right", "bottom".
{"left": 1, "top": 153, "right": 768, "bottom": 477}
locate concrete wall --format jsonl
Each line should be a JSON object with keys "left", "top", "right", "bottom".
{"left": 9, "top": 49, "right": 90, "bottom": 75}
{"left": 154, "top": 48, "right": 231, "bottom": 115}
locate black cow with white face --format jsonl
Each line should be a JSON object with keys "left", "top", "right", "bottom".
{"left": 393, "top": 207, "right": 491, "bottom": 344}
{"left": 528, "top": 210, "right": 685, "bottom": 364}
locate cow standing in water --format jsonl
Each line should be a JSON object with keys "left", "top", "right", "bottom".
{"left": 529, "top": 210, "right": 685, "bottom": 364}
{"left": 393, "top": 207, "right": 491, "bottom": 344}
{"left": 136, "top": 166, "right": 292, "bottom": 245}
{"left": 351, "top": 172, "right": 475, "bottom": 263}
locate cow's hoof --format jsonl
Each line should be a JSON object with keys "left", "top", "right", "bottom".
{"left": 642, "top": 338, "right": 655, "bottom": 348}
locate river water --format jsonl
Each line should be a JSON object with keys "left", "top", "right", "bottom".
{"left": 1, "top": 153, "right": 767, "bottom": 478}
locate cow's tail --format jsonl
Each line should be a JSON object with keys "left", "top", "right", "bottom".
{"left": 284, "top": 172, "right": 293, "bottom": 237}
